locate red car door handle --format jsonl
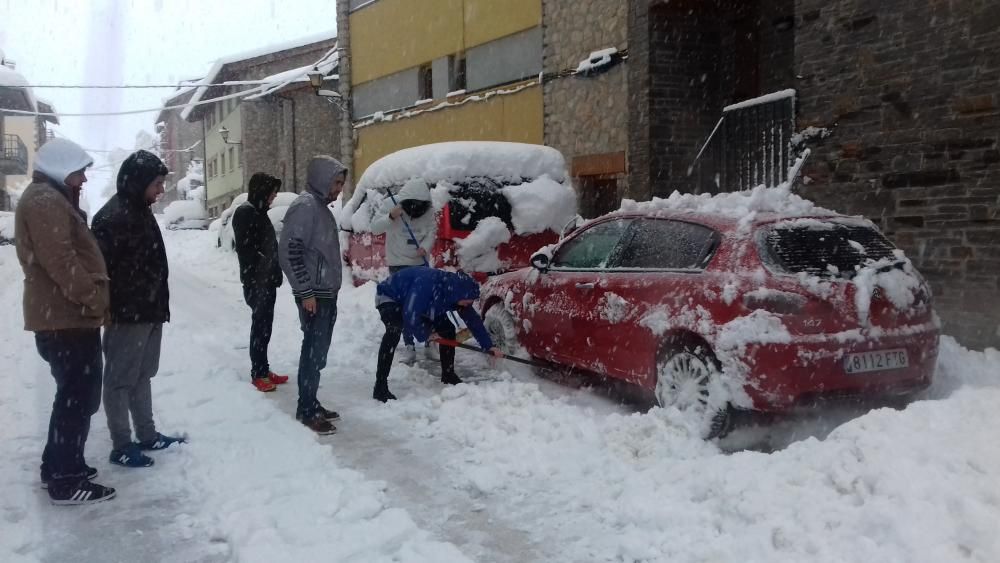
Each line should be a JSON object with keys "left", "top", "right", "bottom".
{"left": 575, "top": 282, "right": 596, "bottom": 290}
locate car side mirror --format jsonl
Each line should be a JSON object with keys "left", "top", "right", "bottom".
{"left": 530, "top": 252, "right": 550, "bottom": 271}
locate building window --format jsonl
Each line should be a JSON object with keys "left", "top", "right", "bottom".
{"left": 220, "top": 152, "right": 226, "bottom": 175}
{"left": 238, "top": 145, "right": 243, "bottom": 167}
{"left": 418, "top": 64, "right": 433, "bottom": 101}
{"left": 450, "top": 54, "right": 467, "bottom": 93}
{"left": 229, "top": 147, "right": 235, "bottom": 172}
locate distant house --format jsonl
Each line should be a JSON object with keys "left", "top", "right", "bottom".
{"left": 152, "top": 83, "right": 203, "bottom": 214}
{"left": 0, "top": 52, "right": 44, "bottom": 211}
{"left": 182, "top": 33, "right": 341, "bottom": 218}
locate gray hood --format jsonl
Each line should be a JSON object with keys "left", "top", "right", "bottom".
{"left": 305, "top": 155, "right": 346, "bottom": 200}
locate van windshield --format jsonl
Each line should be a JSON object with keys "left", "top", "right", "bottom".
{"left": 447, "top": 177, "right": 515, "bottom": 231}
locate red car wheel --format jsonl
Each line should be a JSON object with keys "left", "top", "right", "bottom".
{"left": 484, "top": 306, "right": 527, "bottom": 359}
{"left": 655, "top": 339, "right": 733, "bottom": 439}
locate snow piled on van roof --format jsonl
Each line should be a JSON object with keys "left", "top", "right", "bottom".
{"left": 356, "top": 142, "right": 568, "bottom": 191}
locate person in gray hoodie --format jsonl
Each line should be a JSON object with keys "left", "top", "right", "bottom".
{"left": 278, "top": 155, "right": 346, "bottom": 435}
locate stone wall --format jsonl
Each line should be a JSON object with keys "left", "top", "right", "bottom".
{"left": 794, "top": 0, "right": 1000, "bottom": 349}
{"left": 220, "top": 39, "right": 343, "bottom": 195}
{"left": 543, "top": 0, "right": 629, "bottom": 218}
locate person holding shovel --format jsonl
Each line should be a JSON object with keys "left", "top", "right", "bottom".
{"left": 369, "top": 178, "right": 437, "bottom": 364}
{"left": 372, "top": 267, "right": 503, "bottom": 402}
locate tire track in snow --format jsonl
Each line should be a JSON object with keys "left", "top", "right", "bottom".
{"left": 168, "top": 250, "right": 551, "bottom": 562}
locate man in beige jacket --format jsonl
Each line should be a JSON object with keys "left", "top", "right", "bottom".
{"left": 15, "top": 138, "right": 117, "bottom": 505}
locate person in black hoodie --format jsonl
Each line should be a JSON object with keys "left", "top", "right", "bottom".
{"left": 92, "top": 150, "right": 184, "bottom": 469}
{"left": 232, "top": 173, "right": 288, "bottom": 392}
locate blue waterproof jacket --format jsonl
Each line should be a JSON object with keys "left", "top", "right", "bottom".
{"left": 377, "top": 267, "right": 494, "bottom": 350}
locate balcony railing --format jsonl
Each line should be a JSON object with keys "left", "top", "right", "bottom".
{"left": 690, "top": 89, "right": 798, "bottom": 192}
{"left": 1, "top": 134, "right": 28, "bottom": 175}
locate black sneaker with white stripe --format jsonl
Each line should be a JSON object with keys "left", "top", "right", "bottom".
{"left": 48, "top": 480, "right": 116, "bottom": 506}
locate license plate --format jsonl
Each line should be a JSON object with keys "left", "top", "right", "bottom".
{"left": 843, "top": 349, "right": 909, "bottom": 374}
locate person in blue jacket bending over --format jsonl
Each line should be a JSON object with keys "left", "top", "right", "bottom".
{"left": 373, "top": 267, "right": 503, "bottom": 402}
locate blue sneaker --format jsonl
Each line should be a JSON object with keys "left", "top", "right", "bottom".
{"left": 137, "top": 433, "right": 186, "bottom": 451}
{"left": 109, "top": 444, "right": 155, "bottom": 468}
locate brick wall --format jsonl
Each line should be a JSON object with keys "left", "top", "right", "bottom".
{"left": 629, "top": 0, "right": 795, "bottom": 200}
{"left": 795, "top": 0, "right": 1000, "bottom": 349}
{"left": 626, "top": 0, "right": 652, "bottom": 202}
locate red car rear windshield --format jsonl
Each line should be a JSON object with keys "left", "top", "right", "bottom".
{"left": 761, "top": 221, "right": 898, "bottom": 278}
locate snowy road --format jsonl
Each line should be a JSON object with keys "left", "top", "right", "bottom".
{"left": 2, "top": 229, "right": 1000, "bottom": 563}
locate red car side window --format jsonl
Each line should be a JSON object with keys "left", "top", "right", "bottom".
{"left": 551, "top": 219, "right": 632, "bottom": 269}
{"left": 614, "top": 219, "right": 718, "bottom": 270}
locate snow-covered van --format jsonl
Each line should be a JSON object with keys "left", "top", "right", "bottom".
{"left": 340, "top": 142, "right": 578, "bottom": 285}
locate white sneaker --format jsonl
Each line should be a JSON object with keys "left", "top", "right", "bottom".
{"left": 424, "top": 342, "right": 439, "bottom": 361}
{"left": 400, "top": 344, "right": 417, "bottom": 365}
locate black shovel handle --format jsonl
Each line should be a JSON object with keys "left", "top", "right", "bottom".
{"left": 434, "top": 338, "right": 547, "bottom": 368}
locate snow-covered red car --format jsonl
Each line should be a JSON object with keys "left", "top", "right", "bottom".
{"left": 479, "top": 187, "right": 939, "bottom": 437}
{"left": 340, "top": 142, "right": 577, "bottom": 285}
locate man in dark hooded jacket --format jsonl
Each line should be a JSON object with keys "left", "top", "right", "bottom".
{"left": 232, "top": 173, "right": 287, "bottom": 392}
{"left": 373, "top": 268, "right": 502, "bottom": 402}
{"left": 92, "top": 150, "right": 183, "bottom": 469}
{"left": 278, "top": 155, "right": 346, "bottom": 435}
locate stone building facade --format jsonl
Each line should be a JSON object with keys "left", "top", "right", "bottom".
{"left": 185, "top": 35, "right": 342, "bottom": 215}
{"left": 219, "top": 39, "right": 341, "bottom": 195}
{"left": 242, "top": 77, "right": 341, "bottom": 195}
{"left": 792, "top": 0, "right": 1000, "bottom": 349}
{"left": 541, "top": 0, "right": 629, "bottom": 219}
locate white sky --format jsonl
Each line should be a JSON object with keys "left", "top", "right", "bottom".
{"left": 0, "top": 0, "right": 337, "bottom": 210}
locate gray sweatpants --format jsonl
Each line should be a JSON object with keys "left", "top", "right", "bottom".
{"left": 103, "top": 323, "right": 162, "bottom": 450}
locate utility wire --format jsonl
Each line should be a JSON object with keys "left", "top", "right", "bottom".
{"left": 17, "top": 80, "right": 289, "bottom": 89}
{"left": 0, "top": 87, "right": 256, "bottom": 118}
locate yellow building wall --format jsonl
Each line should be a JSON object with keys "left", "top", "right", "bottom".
{"left": 350, "top": 0, "right": 541, "bottom": 86}
{"left": 353, "top": 84, "right": 543, "bottom": 179}
{"left": 463, "top": 0, "right": 541, "bottom": 49}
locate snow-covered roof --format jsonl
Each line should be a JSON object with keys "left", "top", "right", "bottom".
{"left": 181, "top": 30, "right": 337, "bottom": 120}
{"left": 0, "top": 64, "right": 35, "bottom": 112}
{"left": 356, "top": 142, "right": 568, "bottom": 191}
{"left": 242, "top": 48, "right": 339, "bottom": 100}
{"left": 35, "top": 97, "right": 58, "bottom": 124}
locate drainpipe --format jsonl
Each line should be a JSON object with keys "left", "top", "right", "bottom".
{"left": 276, "top": 93, "right": 297, "bottom": 192}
